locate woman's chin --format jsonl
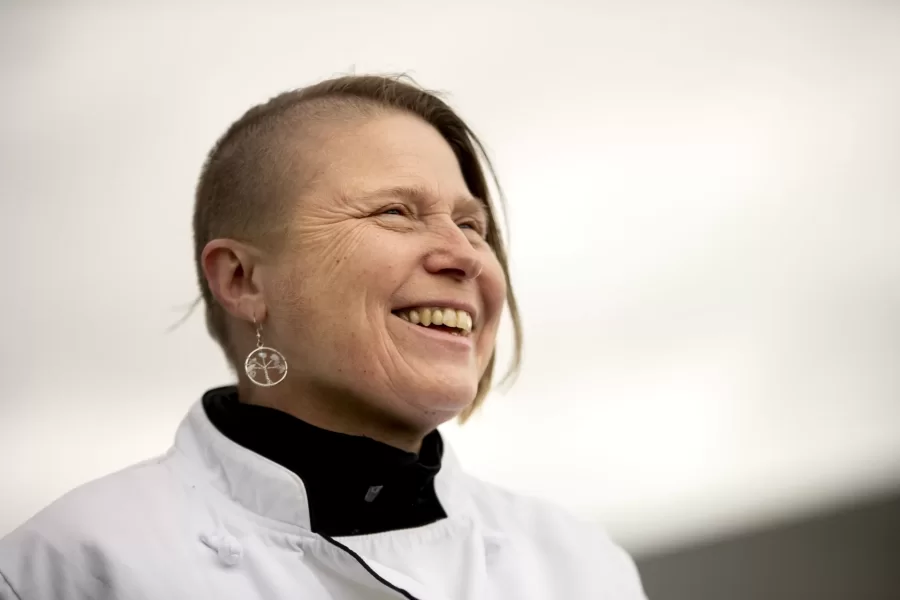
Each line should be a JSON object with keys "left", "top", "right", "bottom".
{"left": 400, "top": 379, "right": 478, "bottom": 421}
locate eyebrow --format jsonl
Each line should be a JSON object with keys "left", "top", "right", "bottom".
{"left": 358, "top": 184, "right": 490, "bottom": 225}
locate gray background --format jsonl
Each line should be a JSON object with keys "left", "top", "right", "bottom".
{"left": 2, "top": 2, "right": 898, "bottom": 593}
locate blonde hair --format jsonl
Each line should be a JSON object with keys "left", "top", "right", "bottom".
{"left": 193, "top": 75, "right": 521, "bottom": 421}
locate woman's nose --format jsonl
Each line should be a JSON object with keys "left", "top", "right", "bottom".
{"left": 422, "top": 223, "right": 483, "bottom": 281}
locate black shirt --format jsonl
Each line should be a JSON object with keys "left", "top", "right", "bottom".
{"left": 203, "top": 386, "right": 447, "bottom": 537}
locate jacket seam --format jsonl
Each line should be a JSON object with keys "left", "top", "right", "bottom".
{"left": 0, "top": 570, "right": 23, "bottom": 600}
{"left": 320, "top": 534, "right": 421, "bottom": 600}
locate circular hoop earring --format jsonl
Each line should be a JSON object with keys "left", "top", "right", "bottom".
{"left": 244, "top": 318, "right": 288, "bottom": 387}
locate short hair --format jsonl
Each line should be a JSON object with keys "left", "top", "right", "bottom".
{"left": 192, "top": 74, "right": 521, "bottom": 421}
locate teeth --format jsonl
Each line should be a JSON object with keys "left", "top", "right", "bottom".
{"left": 393, "top": 306, "right": 474, "bottom": 335}
{"left": 458, "top": 310, "right": 471, "bottom": 332}
{"left": 442, "top": 310, "right": 457, "bottom": 328}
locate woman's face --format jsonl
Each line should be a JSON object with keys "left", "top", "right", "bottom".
{"left": 262, "top": 112, "right": 506, "bottom": 430}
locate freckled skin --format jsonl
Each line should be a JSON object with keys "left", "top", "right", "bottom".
{"left": 254, "top": 112, "right": 507, "bottom": 445}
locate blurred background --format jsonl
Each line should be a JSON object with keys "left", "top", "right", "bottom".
{"left": 1, "top": 1, "right": 899, "bottom": 597}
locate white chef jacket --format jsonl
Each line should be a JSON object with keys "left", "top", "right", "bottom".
{"left": 0, "top": 399, "right": 647, "bottom": 599}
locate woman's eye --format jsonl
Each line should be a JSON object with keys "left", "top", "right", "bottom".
{"left": 380, "top": 206, "right": 409, "bottom": 217}
{"left": 459, "top": 221, "right": 485, "bottom": 236}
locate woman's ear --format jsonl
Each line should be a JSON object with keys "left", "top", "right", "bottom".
{"left": 201, "top": 239, "right": 267, "bottom": 323}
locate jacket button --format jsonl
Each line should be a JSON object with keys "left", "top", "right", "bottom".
{"left": 217, "top": 535, "right": 243, "bottom": 566}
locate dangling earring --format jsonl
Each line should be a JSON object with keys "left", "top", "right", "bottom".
{"left": 244, "top": 317, "right": 288, "bottom": 387}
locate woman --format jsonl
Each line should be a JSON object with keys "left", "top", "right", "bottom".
{"left": 0, "top": 75, "right": 646, "bottom": 599}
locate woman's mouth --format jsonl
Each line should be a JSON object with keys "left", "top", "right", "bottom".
{"left": 391, "top": 307, "right": 473, "bottom": 337}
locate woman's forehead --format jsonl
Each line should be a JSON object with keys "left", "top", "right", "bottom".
{"left": 295, "top": 114, "right": 482, "bottom": 212}
{"left": 305, "top": 112, "right": 461, "bottom": 173}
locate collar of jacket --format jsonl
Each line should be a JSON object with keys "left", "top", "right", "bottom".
{"left": 171, "top": 398, "right": 483, "bottom": 532}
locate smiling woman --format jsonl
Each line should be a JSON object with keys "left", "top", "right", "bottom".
{"left": 0, "top": 75, "right": 646, "bottom": 599}
{"left": 194, "top": 77, "right": 519, "bottom": 434}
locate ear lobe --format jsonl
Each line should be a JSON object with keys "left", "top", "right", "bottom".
{"left": 201, "top": 239, "right": 266, "bottom": 323}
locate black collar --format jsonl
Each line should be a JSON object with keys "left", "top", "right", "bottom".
{"left": 202, "top": 386, "right": 447, "bottom": 536}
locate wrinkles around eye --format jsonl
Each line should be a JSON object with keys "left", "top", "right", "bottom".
{"left": 374, "top": 207, "right": 488, "bottom": 242}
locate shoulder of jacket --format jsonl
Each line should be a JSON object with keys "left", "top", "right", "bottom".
{"left": 0, "top": 451, "right": 187, "bottom": 598}
{"left": 458, "top": 472, "right": 590, "bottom": 534}
{"left": 458, "top": 472, "right": 647, "bottom": 597}
{"left": 0, "top": 450, "right": 179, "bottom": 551}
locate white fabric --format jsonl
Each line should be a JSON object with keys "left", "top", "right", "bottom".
{"left": 0, "top": 400, "right": 647, "bottom": 599}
